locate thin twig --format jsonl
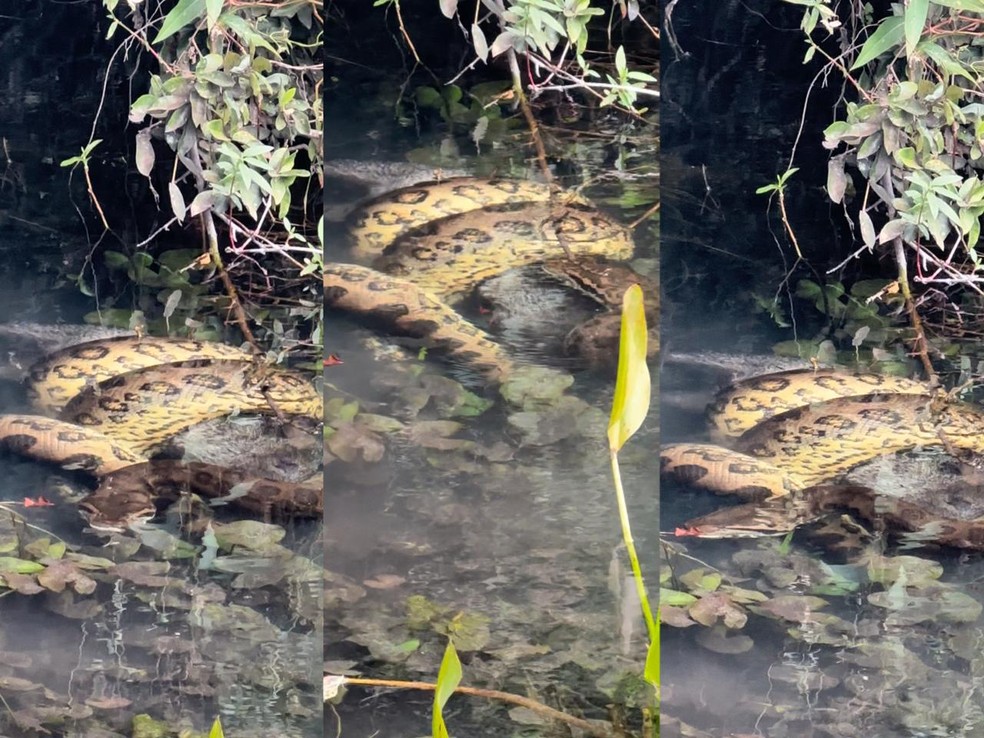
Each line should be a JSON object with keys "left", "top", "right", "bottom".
{"left": 338, "top": 676, "right": 613, "bottom": 738}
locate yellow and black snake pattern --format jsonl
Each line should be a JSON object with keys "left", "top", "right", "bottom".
{"left": 324, "top": 262, "right": 515, "bottom": 380}
{"left": 661, "top": 369, "right": 984, "bottom": 545}
{"left": 0, "top": 335, "right": 323, "bottom": 529}
{"left": 28, "top": 335, "right": 251, "bottom": 413}
{"left": 328, "top": 175, "right": 645, "bottom": 375}
{"left": 346, "top": 177, "right": 588, "bottom": 256}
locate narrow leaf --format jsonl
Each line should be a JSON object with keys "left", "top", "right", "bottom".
{"left": 168, "top": 182, "right": 186, "bottom": 222}
{"left": 135, "top": 131, "right": 155, "bottom": 178}
{"left": 207, "top": 716, "right": 225, "bottom": 738}
{"left": 851, "top": 16, "right": 904, "bottom": 69}
{"left": 432, "top": 641, "right": 462, "bottom": 738}
{"left": 163, "top": 289, "right": 182, "bottom": 319}
{"left": 472, "top": 23, "right": 489, "bottom": 62}
{"left": 153, "top": 0, "right": 206, "bottom": 44}
{"left": 439, "top": 0, "right": 458, "bottom": 19}
{"left": 607, "top": 284, "right": 651, "bottom": 452}
{"left": 205, "top": 0, "right": 223, "bottom": 29}
{"left": 903, "top": 0, "right": 929, "bottom": 59}
{"left": 859, "top": 209, "right": 876, "bottom": 248}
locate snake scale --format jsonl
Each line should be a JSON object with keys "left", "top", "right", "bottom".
{"left": 327, "top": 173, "right": 651, "bottom": 375}
{"left": 0, "top": 335, "right": 323, "bottom": 530}
{"left": 661, "top": 369, "right": 984, "bottom": 548}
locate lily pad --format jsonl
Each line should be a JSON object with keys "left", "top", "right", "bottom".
{"left": 499, "top": 365, "right": 574, "bottom": 409}
{"left": 688, "top": 592, "right": 748, "bottom": 629}
{"left": 752, "top": 595, "right": 829, "bottom": 624}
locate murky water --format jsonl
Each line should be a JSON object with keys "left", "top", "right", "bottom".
{"left": 661, "top": 3, "right": 984, "bottom": 736}
{"left": 0, "top": 9, "right": 322, "bottom": 736}
{"left": 325, "top": 43, "right": 659, "bottom": 734}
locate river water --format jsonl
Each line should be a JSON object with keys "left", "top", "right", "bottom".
{"left": 661, "top": 3, "right": 984, "bottom": 736}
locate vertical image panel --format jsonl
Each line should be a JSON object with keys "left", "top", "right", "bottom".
{"left": 0, "top": 2, "right": 324, "bottom": 736}
{"left": 324, "top": 1, "right": 659, "bottom": 734}
{"left": 661, "top": 2, "right": 984, "bottom": 736}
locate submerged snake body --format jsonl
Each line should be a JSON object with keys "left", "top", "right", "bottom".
{"left": 325, "top": 263, "right": 514, "bottom": 379}
{"left": 678, "top": 483, "right": 984, "bottom": 550}
{"left": 60, "top": 359, "right": 323, "bottom": 454}
{"left": 78, "top": 461, "right": 323, "bottom": 530}
{"left": 373, "top": 201, "right": 635, "bottom": 299}
{"left": 706, "top": 369, "right": 928, "bottom": 441}
{"left": 0, "top": 337, "right": 323, "bottom": 529}
{"left": 663, "top": 369, "right": 984, "bottom": 547}
{"left": 0, "top": 415, "right": 145, "bottom": 475}
{"left": 346, "top": 177, "right": 586, "bottom": 257}
{"left": 329, "top": 173, "right": 644, "bottom": 376}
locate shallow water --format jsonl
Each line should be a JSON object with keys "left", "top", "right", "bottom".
{"left": 661, "top": 2, "right": 984, "bottom": 736}
{"left": 0, "top": 9, "right": 323, "bottom": 735}
{"left": 324, "top": 53, "right": 659, "bottom": 733}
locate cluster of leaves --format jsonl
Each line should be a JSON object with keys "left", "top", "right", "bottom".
{"left": 787, "top": 0, "right": 984, "bottom": 342}
{"left": 378, "top": 0, "right": 656, "bottom": 132}
{"left": 84, "top": 0, "right": 323, "bottom": 347}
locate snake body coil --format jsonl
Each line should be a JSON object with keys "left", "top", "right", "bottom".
{"left": 662, "top": 369, "right": 984, "bottom": 547}
{"left": 328, "top": 174, "right": 646, "bottom": 376}
{"left": 0, "top": 336, "right": 323, "bottom": 529}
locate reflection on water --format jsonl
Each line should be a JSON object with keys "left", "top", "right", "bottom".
{"left": 0, "top": 10, "right": 322, "bottom": 734}
{"left": 662, "top": 2, "right": 984, "bottom": 735}
{"left": 324, "top": 125, "right": 658, "bottom": 735}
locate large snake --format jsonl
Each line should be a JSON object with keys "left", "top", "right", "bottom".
{"left": 0, "top": 335, "right": 323, "bottom": 530}
{"left": 327, "top": 175, "right": 650, "bottom": 376}
{"left": 661, "top": 369, "right": 984, "bottom": 548}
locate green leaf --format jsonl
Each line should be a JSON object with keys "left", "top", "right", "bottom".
{"left": 153, "top": 0, "right": 206, "bottom": 44}
{"left": 607, "top": 284, "right": 651, "bottom": 452}
{"left": 904, "top": 0, "right": 929, "bottom": 58}
{"left": 851, "top": 16, "right": 904, "bottom": 70}
{"left": 0, "top": 557, "right": 45, "bottom": 575}
{"left": 205, "top": 0, "right": 223, "bottom": 29}
{"left": 208, "top": 716, "right": 225, "bottom": 738}
{"left": 432, "top": 640, "right": 462, "bottom": 738}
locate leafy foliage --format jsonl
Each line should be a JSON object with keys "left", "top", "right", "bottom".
{"left": 76, "top": 0, "right": 323, "bottom": 350}
{"left": 787, "top": 0, "right": 984, "bottom": 351}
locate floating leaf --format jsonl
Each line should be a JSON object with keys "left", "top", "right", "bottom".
{"left": 0, "top": 557, "right": 44, "bottom": 575}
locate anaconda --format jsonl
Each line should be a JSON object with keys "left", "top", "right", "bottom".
{"left": 78, "top": 460, "right": 322, "bottom": 531}
{"left": 677, "top": 482, "right": 984, "bottom": 550}
{"left": 372, "top": 201, "right": 634, "bottom": 299}
{"left": 0, "top": 335, "right": 323, "bottom": 529}
{"left": 661, "top": 368, "right": 984, "bottom": 546}
{"left": 60, "top": 359, "right": 322, "bottom": 454}
{"left": 325, "top": 262, "right": 515, "bottom": 380}
{"left": 476, "top": 256, "right": 660, "bottom": 367}
{"left": 28, "top": 335, "right": 252, "bottom": 413}
{"left": 345, "top": 177, "right": 587, "bottom": 257}
{"left": 329, "top": 175, "right": 646, "bottom": 376}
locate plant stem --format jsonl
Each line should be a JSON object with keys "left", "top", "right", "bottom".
{"left": 610, "top": 450, "right": 657, "bottom": 642}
